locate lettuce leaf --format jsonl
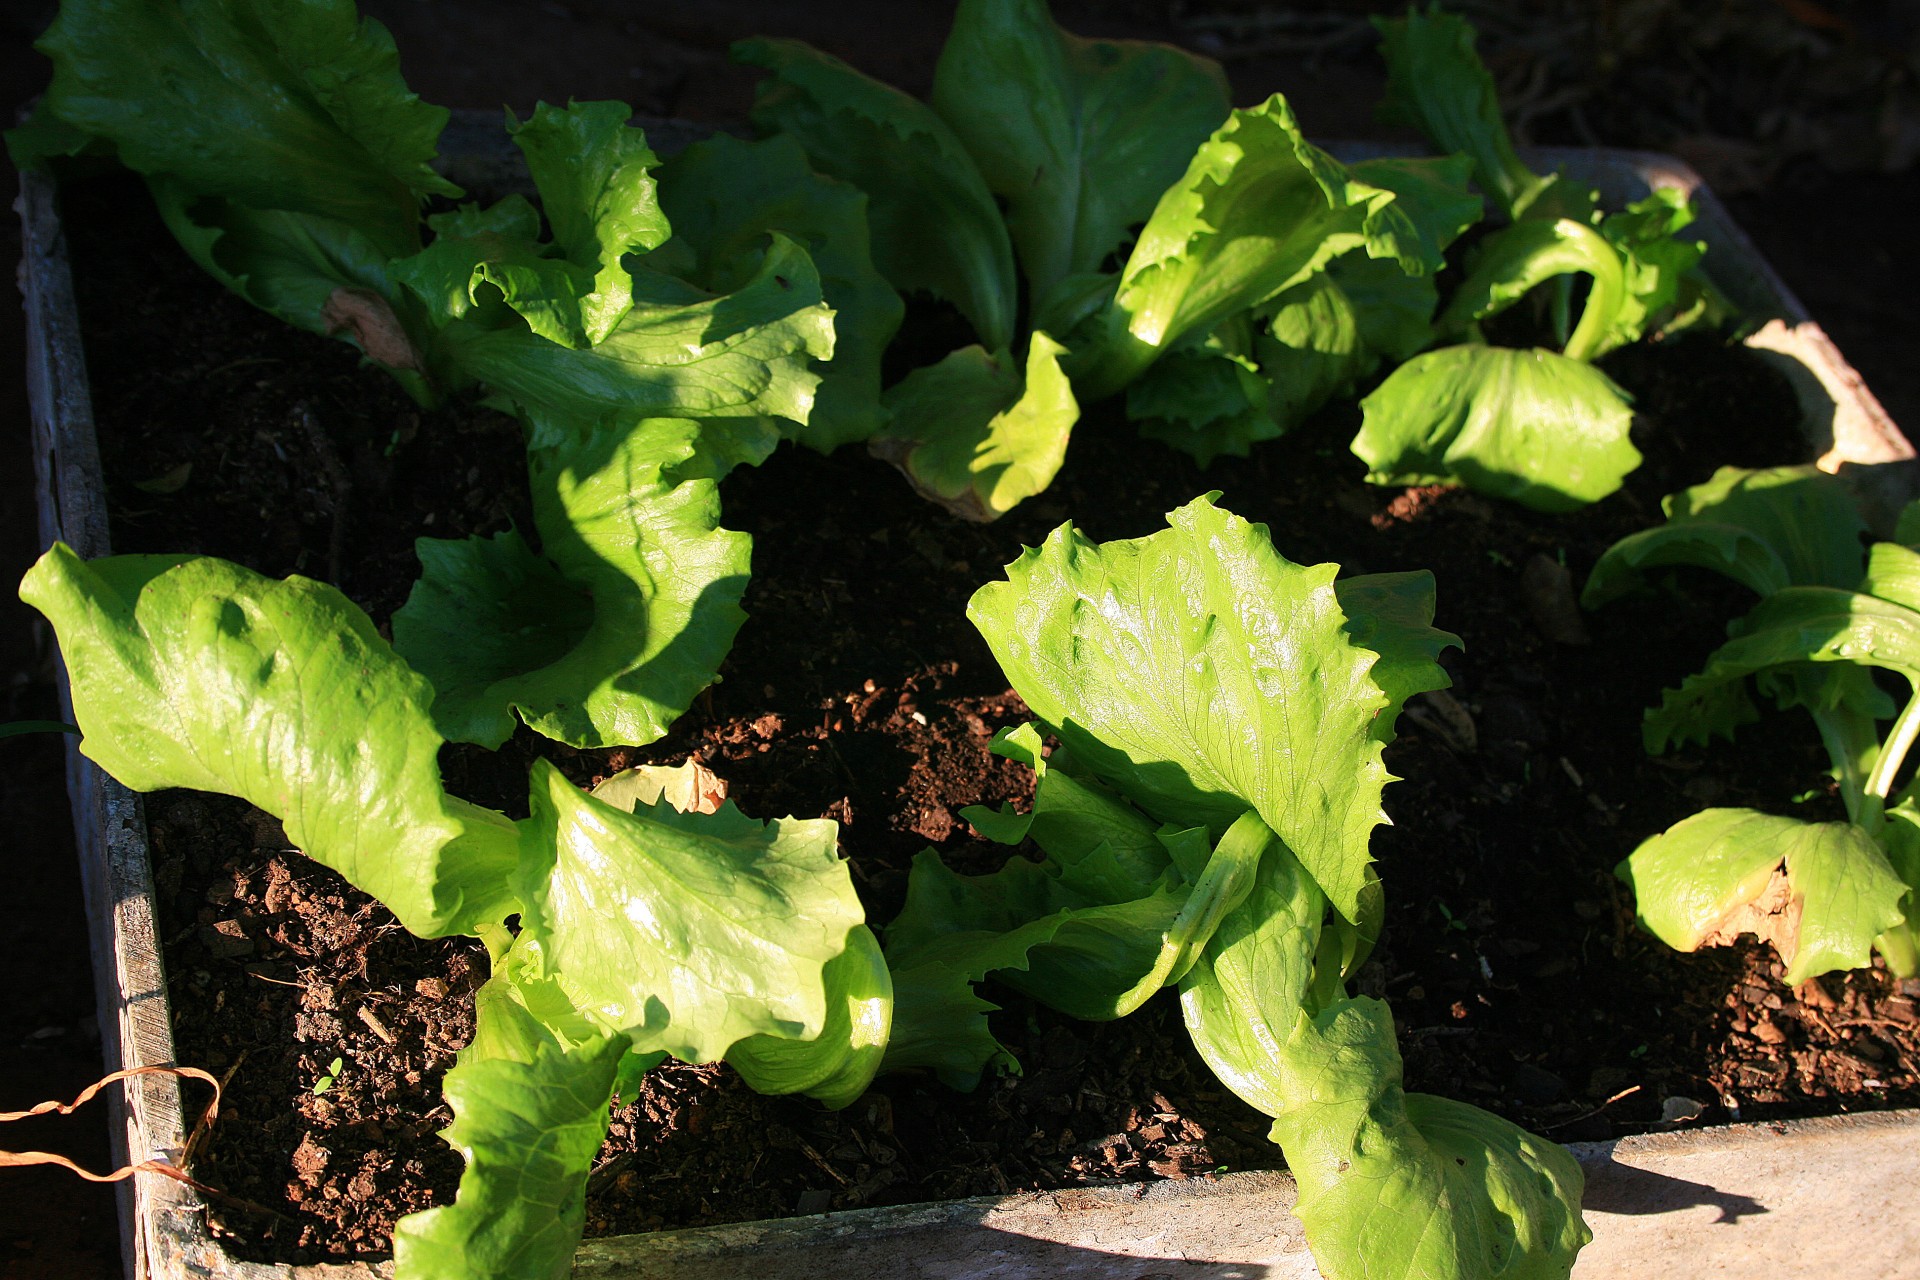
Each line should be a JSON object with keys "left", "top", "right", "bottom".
{"left": 437, "top": 233, "right": 835, "bottom": 439}
{"left": 392, "top": 418, "right": 754, "bottom": 750}
{"left": 1373, "top": 6, "right": 1578, "bottom": 224}
{"left": 869, "top": 333, "right": 1079, "bottom": 521}
{"left": 514, "top": 759, "right": 862, "bottom": 1063}
{"left": 19, "top": 546, "right": 518, "bottom": 938}
{"left": 1268, "top": 999, "right": 1589, "bottom": 1280}
{"left": 657, "top": 132, "right": 904, "bottom": 451}
{"left": 1074, "top": 95, "right": 1443, "bottom": 398}
{"left": 26, "top": 0, "right": 457, "bottom": 258}
{"left": 1584, "top": 465, "right": 1869, "bottom": 606}
{"left": 1620, "top": 808, "right": 1909, "bottom": 985}
{"left": 1354, "top": 344, "right": 1639, "bottom": 512}
{"left": 928, "top": 0, "right": 1229, "bottom": 303}
{"left": 968, "top": 495, "right": 1451, "bottom": 921}
{"left": 725, "top": 925, "right": 892, "bottom": 1110}
{"left": 392, "top": 976, "right": 628, "bottom": 1280}
{"left": 735, "top": 37, "right": 1018, "bottom": 351}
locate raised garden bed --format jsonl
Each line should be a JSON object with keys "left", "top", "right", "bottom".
{"left": 20, "top": 106, "right": 1920, "bottom": 1276}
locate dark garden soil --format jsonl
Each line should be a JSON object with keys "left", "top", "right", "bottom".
{"left": 52, "top": 157, "right": 1920, "bottom": 1266}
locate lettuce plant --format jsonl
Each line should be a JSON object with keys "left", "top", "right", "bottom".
{"left": 885, "top": 496, "right": 1590, "bottom": 1278}
{"left": 20, "top": 544, "right": 890, "bottom": 1280}
{"left": 1586, "top": 466, "right": 1920, "bottom": 981}
{"left": 1349, "top": 5, "right": 1713, "bottom": 513}
{"left": 735, "top": 0, "right": 1478, "bottom": 516}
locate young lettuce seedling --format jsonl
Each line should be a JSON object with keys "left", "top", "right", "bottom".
{"left": 20, "top": 546, "right": 888, "bottom": 1280}
{"left": 1586, "top": 465, "right": 1920, "bottom": 981}
{"left": 882, "top": 495, "right": 1589, "bottom": 1280}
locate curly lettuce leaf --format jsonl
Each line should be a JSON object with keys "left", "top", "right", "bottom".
{"left": 1128, "top": 317, "right": 1279, "bottom": 465}
{"left": 1584, "top": 465, "right": 1868, "bottom": 607}
{"left": 26, "top": 0, "right": 456, "bottom": 258}
{"left": 968, "top": 495, "right": 1449, "bottom": 920}
{"left": 658, "top": 132, "right": 904, "bottom": 451}
{"left": 1620, "top": 808, "right": 1909, "bottom": 985}
{"left": 392, "top": 974, "right": 627, "bottom": 1280}
{"left": 1270, "top": 998, "right": 1589, "bottom": 1280}
{"left": 438, "top": 233, "right": 835, "bottom": 439}
{"left": 392, "top": 418, "right": 753, "bottom": 750}
{"left": 18, "top": 546, "right": 517, "bottom": 938}
{"left": 928, "top": 0, "right": 1229, "bottom": 303}
{"left": 514, "top": 759, "right": 862, "bottom": 1063}
{"left": 870, "top": 333, "right": 1078, "bottom": 522}
{"left": 1354, "top": 344, "right": 1639, "bottom": 512}
{"left": 735, "top": 37, "right": 1017, "bottom": 351}
{"left": 509, "top": 101, "right": 670, "bottom": 344}
{"left": 1075, "top": 95, "right": 1443, "bottom": 398}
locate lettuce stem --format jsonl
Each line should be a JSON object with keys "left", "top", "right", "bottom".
{"left": 1876, "top": 925, "right": 1920, "bottom": 978}
{"left": 1556, "top": 221, "right": 1625, "bottom": 363}
{"left": 1859, "top": 691, "right": 1920, "bottom": 836}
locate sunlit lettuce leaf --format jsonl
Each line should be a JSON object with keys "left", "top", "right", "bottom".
{"left": 1335, "top": 570, "right": 1462, "bottom": 747}
{"left": 735, "top": 37, "right": 1017, "bottom": 351}
{"left": 1373, "top": 6, "right": 1579, "bottom": 224}
{"left": 510, "top": 101, "right": 670, "bottom": 344}
{"left": 18, "top": 546, "right": 518, "bottom": 938}
{"left": 393, "top": 418, "right": 752, "bottom": 750}
{"left": 961, "top": 723, "right": 1173, "bottom": 900}
{"left": 1584, "top": 465, "right": 1868, "bottom": 607}
{"left": 928, "top": 0, "right": 1229, "bottom": 303}
{"left": 439, "top": 233, "right": 835, "bottom": 437}
{"left": 1620, "top": 808, "right": 1909, "bottom": 985}
{"left": 1075, "top": 95, "right": 1439, "bottom": 398}
{"left": 658, "top": 132, "right": 904, "bottom": 451}
{"left": 1269, "top": 998, "right": 1589, "bottom": 1280}
{"left": 1346, "top": 153, "right": 1484, "bottom": 271}
{"left": 1354, "top": 344, "right": 1639, "bottom": 512}
{"left": 1595, "top": 190, "right": 1705, "bottom": 351}
{"left": 149, "top": 178, "right": 439, "bottom": 399}
{"left": 395, "top": 103, "right": 669, "bottom": 351}
{"left": 725, "top": 925, "right": 892, "bottom": 1109}
{"left": 28, "top": 0, "right": 457, "bottom": 258}
{"left": 392, "top": 971, "right": 628, "bottom": 1280}
{"left": 1645, "top": 570, "right": 1920, "bottom": 752}
{"left": 871, "top": 333, "right": 1078, "bottom": 522}
{"left": 968, "top": 495, "right": 1447, "bottom": 920}
{"left": 1178, "top": 836, "right": 1326, "bottom": 1119}
{"left": 515, "top": 759, "right": 862, "bottom": 1064}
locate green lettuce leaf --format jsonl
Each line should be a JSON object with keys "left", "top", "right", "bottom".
{"left": 1075, "top": 95, "right": 1440, "bottom": 398}
{"left": 1595, "top": 190, "right": 1706, "bottom": 352}
{"left": 1619, "top": 808, "right": 1909, "bottom": 985}
{"left": 967, "top": 495, "right": 1448, "bottom": 920}
{"left": 392, "top": 418, "right": 753, "bottom": 750}
{"left": 438, "top": 233, "right": 835, "bottom": 439}
{"left": 870, "top": 333, "right": 1079, "bottom": 521}
{"left": 149, "top": 178, "right": 438, "bottom": 399}
{"left": 1269, "top": 998, "right": 1590, "bottom": 1280}
{"left": 1644, "top": 571, "right": 1920, "bottom": 752}
{"left": 29, "top": 0, "right": 457, "bottom": 258}
{"left": 1127, "top": 318, "right": 1278, "bottom": 466}
{"left": 19, "top": 546, "right": 517, "bottom": 938}
{"left": 1353, "top": 344, "right": 1640, "bottom": 512}
{"left": 391, "top": 970, "right": 627, "bottom": 1280}
{"left": 928, "top": 0, "right": 1229, "bottom": 303}
{"left": 735, "top": 37, "right": 1017, "bottom": 351}
{"left": 658, "top": 132, "right": 904, "bottom": 451}
{"left": 514, "top": 759, "right": 862, "bottom": 1063}
{"left": 509, "top": 101, "right": 670, "bottom": 345}
{"left": 1584, "top": 465, "right": 1868, "bottom": 607}
{"left": 726, "top": 925, "right": 892, "bottom": 1109}
{"left": 1373, "top": 6, "right": 1578, "bottom": 224}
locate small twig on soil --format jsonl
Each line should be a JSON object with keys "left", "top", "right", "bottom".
{"left": 295, "top": 402, "right": 353, "bottom": 586}
{"left": 796, "top": 1139, "right": 851, "bottom": 1187}
{"left": 1538, "top": 1085, "right": 1642, "bottom": 1132}
{"left": 355, "top": 1003, "right": 397, "bottom": 1045}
